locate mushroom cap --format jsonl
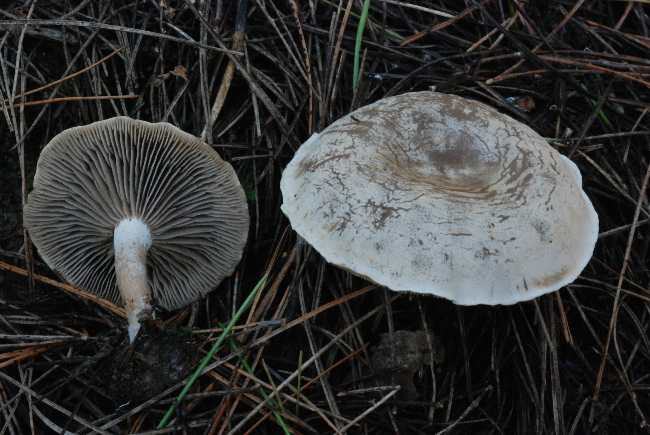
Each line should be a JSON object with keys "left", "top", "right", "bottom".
{"left": 24, "top": 117, "right": 249, "bottom": 311}
{"left": 280, "top": 92, "right": 598, "bottom": 305}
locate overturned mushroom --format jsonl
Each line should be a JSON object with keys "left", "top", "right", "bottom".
{"left": 281, "top": 91, "right": 598, "bottom": 305}
{"left": 24, "top": 117, "right": 249, "bottom": 340}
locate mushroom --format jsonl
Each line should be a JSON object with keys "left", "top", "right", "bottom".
{"left": 24, "top": 117, "right": 249, "bottom": 340}
{"left": 280, "top": 91, "right": 598, "bottom": 305}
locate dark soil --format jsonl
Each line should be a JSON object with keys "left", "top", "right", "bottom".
{"left": 101, "top": 321, "right": 203, "bottom": 407}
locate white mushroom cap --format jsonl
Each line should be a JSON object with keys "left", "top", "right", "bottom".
{"left": 281, "top": 92, "right": 598, "bottom": 305}
{"left": 25, "top": 117, "right": 249, "bottom": 335}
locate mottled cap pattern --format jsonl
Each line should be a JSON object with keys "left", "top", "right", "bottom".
{"left": 24, "top": 117, "right": 249, "bottom": 311}
{"left": 281, "top": 92, "right": 598, "bottom": 305}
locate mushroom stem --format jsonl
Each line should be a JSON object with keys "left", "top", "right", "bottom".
{"left": 114, "top": 218, "right": 153, "bottom": 341}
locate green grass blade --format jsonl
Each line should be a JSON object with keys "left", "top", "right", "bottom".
{"left": 353, "top": 0, "right": 372, "bottom": 91}
{"left": 157, "top": 274, "right": 268, "bottom": 429}
{"left": 262, "top": 359, "right": 285, "bottom": 414}
{"left": 221, "top": 323, "right": 290, "bottom": 434}
{"left": 319, "top": 0, "right": 403, "bottom": 39}
{"left": 581, "top": 84, "right": 613, "bottom": 129}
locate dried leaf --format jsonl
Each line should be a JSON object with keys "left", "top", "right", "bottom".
{"left": 506, "top": 95, "right": 536, "bottom": 112}
{"left": 171, "top": 65, "right": 187, "bottom": 80}
{"left": 148, "top": 73, "right": 170, "bottom": 87}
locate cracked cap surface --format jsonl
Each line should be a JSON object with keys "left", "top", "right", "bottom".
{"left": 281, "top": 91, "right": 598, "bottom": 305}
